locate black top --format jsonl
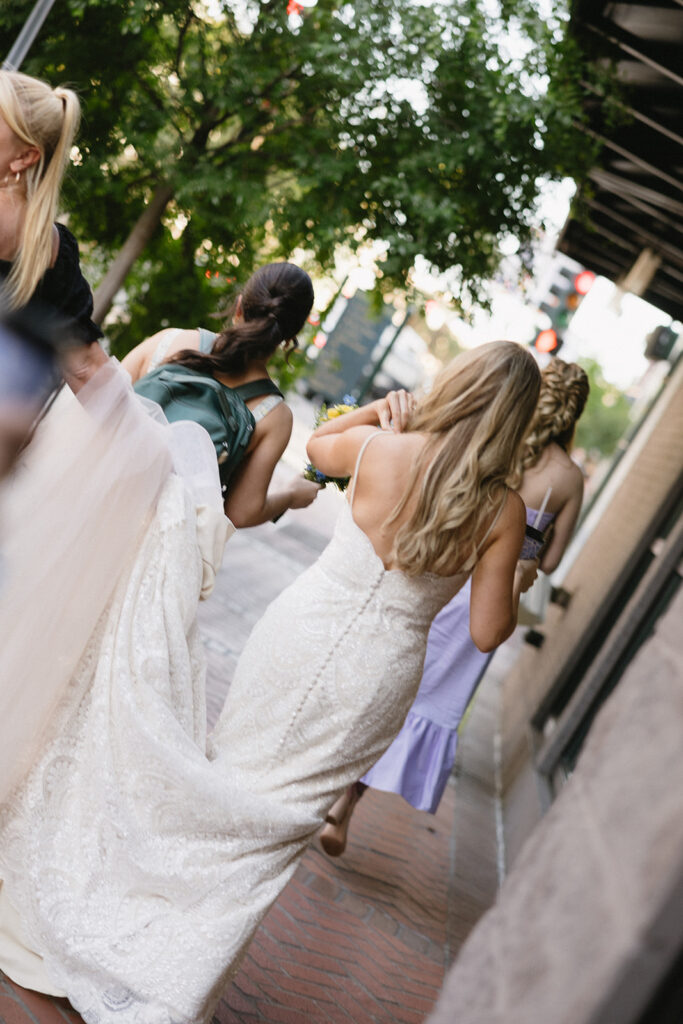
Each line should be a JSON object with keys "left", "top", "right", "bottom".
{"left": 0, "top": 222, "right": 102, "bottom": 345}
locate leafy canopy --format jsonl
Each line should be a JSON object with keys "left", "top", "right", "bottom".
{"left": 0, "top": 0, "right": 600, "bottom": 352}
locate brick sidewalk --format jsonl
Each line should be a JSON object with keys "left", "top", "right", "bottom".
{"left": 215, "top": 784, "right": 455, "bottom": 1024}
{"left": 0, "top": 784, "right": 456, "bottom": 1024}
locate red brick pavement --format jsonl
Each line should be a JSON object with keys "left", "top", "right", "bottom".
{"left": 0, "top": 785, "right": 455, "bottom": 1024}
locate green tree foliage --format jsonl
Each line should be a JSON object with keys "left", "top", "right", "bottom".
{"left": 0, "top": 0, "right": 601, "bottom": 355}
{"left": 574, "top": 357, "right": 632, "bottom": 459}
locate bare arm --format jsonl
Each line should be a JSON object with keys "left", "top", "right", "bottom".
{"left": 120, "top": 333, "right": 166, "bottom": 383}
{"left": 306, "top": 390, "right": 415, "bottom": 477}
{"left": 224, "top": 403, "right": 319, "bottom": 527}
{"left": 306, "top": 424, "right": 381, "bottom": 482}
{"left": 539, "top": 464, "right": 584, "bottom": 573}
{"left": 310, "top": 390, "right": 414, "bottom": 438}
{"left": 469, "top": 492, "right": 528, "bottom": 653}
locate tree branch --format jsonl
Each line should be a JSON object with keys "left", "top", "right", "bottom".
{"left": 174, "top": 8, "right": 195, "bottom": 74}
{"left": 205, "top": 107, "right": 317, "bottom": 158}
{"left": 136, "top": 76, "right": 185, "bottom": 140}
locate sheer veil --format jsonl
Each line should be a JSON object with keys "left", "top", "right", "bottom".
{"left": 0, "top": 360, "right": 175, "bottom": 802}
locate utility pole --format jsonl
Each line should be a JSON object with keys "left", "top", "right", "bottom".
{"left": 3, "top": 0, "right": 58, "bottom": 71}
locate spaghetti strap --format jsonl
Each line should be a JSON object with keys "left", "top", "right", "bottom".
{"left": 348, "top": 430, "right": 384, "bottom": 510}
{"left": 533, "top": 486, "right": 553, "bottom": 528}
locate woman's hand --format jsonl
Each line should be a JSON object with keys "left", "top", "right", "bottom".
{"left": 309, "top": 390, "right": 415, "bottom": 441}
{"left": 287, "top": 476, "right": 322, "bottom": 509}
{"left": 60, "top": 342, "right": 109, "bottom": 393}
{"left": 373, "top": 389, "right": 415, "bottom": 433}
{"left": 306, "top": 389, "right": 415, "bottom": 489}
{"left": 515, "top": 557, "right": 540, "bottom": 594}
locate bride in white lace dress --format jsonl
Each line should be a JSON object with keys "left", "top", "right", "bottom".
{"left": 0, "top": 341, "right": 539, "bottom": 1023}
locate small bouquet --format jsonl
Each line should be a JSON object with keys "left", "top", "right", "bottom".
{"left": 303, "top": 395, "right": 358, "bottom": 491}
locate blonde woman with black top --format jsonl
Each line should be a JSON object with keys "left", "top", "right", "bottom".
{"left": 0, "top": 69, "right": 106, "bottom": 474}
{"left": 0, "top": 69, "right": 100, "bottom": 345}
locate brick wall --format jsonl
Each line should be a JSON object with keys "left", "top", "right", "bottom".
{"left": 426, "top": 581, "right": 683, "bottom": 1024}
{"left": 500, "top": 358, "right": 683, "bottom": 866}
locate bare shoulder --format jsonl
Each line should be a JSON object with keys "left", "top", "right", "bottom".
{"left": 365, "top": 429, "right": 425, "bottom": 477}
{"left": 373, "top": 428, "right": 425, "bottom": 462}
{"left": 143, "top": 327, "right": 200, "bottom": 357}
{"left": 567, "top": 455, "right": 585, "bottom": 493}
{"left": 548, "top": 441, "right": 579, "bottom": 473}
{"left": 496, "top": 488, "right": 526, "bottom": 533}
{"left": 259, "top": 398, "right": 292, "bottom": 432}
{"left": 120, "top": 334, "right": 160, "bottom": 378}
{"left": 522, "top": 443, "right": 583, "bottom": 508}
{"left": 160, "top": 327, "right": 200, "bottom": 359}
{"left": 122, "top": 327, "right": 199, "bottom": 380}
{"left": 550, "top": 447, "right": 585, "bottom": 503}
{"left": 251, "top": 398, "right": 293, "bottom": 453}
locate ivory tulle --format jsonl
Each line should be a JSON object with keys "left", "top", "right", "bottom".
{"left": 0, "top": 360, "right": 233, "bottom": 1020}
{"left": 0, "top": 362, "right": 173, "bottom": 803}
{"left": 0, "top": 363, "right": 231, "bottom": 805}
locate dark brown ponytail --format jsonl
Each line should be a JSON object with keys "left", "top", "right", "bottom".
{"left": 170, "top": 262, "right": 314, "bottom": 375}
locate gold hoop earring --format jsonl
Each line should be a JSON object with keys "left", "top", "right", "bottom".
{"left": 15, "top": 171, "right": 20, "bottom": 183}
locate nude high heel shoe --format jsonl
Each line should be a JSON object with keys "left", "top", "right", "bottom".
{"left": 321, "top": 784, "right": 361, "bottom": 857}
{"left": 325, "top": 785, "right": 355, "bottom": 826}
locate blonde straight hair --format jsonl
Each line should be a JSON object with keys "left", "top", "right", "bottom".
{"left": 388, "top": 341, "right": 541, "bottom": 576}
{"left": 0, "top": 70, "right": 81, "bottom": 309}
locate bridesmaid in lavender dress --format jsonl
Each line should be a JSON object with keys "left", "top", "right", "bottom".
{"left": 321, "top": 358, "right": 589, "bottom": 851}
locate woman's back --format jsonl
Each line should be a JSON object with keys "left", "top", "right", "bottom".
{"left": 518, "top": 441, "right": 582, "bottom": 514}
{"left": 348, "top": 428, "right": 519, "bottom": 579}
{"left": 518, "top": 441, "right": 584, "bottom": 573}
{"left": 345, "top": 429, "right": 427, "bottom": 571}
{"left": 210, "top": 465, "right": 472, "bottom": 796}
{"left": 124, "top": 327, "right": 279, "bottom": 403}
{"left": 517, "top": 358, "right": 589, "bottom": 571}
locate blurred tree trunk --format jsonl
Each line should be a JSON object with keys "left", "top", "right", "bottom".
{"left": 93, "top": 183, "right": 174, "bottom": 324}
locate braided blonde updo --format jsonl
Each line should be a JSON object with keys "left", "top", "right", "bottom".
{"left": 521, "top": 358, "right": 589, "bottom": 470}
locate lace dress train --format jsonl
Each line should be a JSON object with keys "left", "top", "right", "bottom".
{"left": 0, "top": 429, "right": 468, "bottom": 1023}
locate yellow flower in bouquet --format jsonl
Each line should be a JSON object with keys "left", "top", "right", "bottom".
{"left": 323, "top": 403, "right": 356, "bottom": 419}
{"left": 303, "top": 396, "right": 358, "bottom": 491}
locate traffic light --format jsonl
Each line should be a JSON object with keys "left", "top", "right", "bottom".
{"left": 644, "top": 325, "right": 678, "bottom": 361}
{"left": 574, "top": 270, "right": 596, "bottom": 296}
{"left": 540, "top": 267, "right": 595, "bottom": 331}
{"left": 533, "top": 328, "right": 561, "bottom": 354}
{"left": 532, "top": 266, "right": 595, "bottom": 355}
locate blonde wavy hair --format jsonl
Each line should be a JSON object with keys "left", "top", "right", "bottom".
{"left": 0, "top": 70, "right": 81, "bottom": 309}
{"left": 388, "top": 341, "right": 541, "bottom": 576}
{"left": 521, "top": 358, "right": 589, "bottom": 470}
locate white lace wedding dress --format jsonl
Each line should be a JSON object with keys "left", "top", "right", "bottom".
{"left": 0, "top": 429, "right": 470, "bottom": 1024}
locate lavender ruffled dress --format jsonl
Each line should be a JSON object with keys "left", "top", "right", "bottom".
{"left": 361, "top": 506, "right": 554, "bottom": 812}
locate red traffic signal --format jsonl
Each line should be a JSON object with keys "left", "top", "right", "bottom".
{"left": 573, "top": 270, "right": 595, "bottom": 295}
{"left": 533, "top": 329, "right": 560, "bottom": 354}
